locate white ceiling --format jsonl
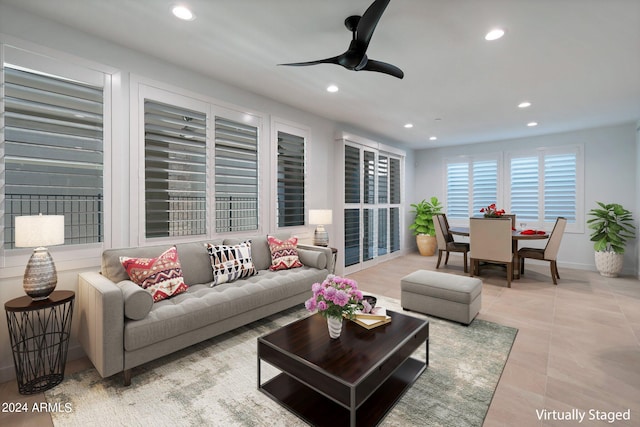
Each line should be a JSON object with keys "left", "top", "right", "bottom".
{"left": 3, "top": 0, "right": 640, "bottom": 148}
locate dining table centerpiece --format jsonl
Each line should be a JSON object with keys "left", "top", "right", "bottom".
{"left": 480, "top": 203, "right": 505, "bottom": 218}
{"left": 305, "top": 274, "right": 364, "bottom": 338}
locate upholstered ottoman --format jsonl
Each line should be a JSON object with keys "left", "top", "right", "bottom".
{"left": 401, "top": 270, "right": 482, "bottom": 325}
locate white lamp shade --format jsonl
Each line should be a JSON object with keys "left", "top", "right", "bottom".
{"left": 309, "top": 209, "right": 333, "bottom": 225}
{"left": 15, "top": 215, "right": 65, "bottom": 248}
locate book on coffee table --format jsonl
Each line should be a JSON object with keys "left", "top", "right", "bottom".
{"left": 352, "top": 307, "right": 391, "bottom": 329}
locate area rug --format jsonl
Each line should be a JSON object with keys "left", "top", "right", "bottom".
{"left": 45, "top": 295, "right": 517, "bottom": 427}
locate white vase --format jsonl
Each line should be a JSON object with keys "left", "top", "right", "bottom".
{"left": 327, "top": 316, "right": 343, "bottom": 339}
{"left": 594, "top": 251, "right": 624, "bottom": 277}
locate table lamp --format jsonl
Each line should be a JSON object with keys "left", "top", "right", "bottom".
{"left": 309, "top": 209, "right": 332, "bottom": 247}
{"left": 15, "top": 214, "right": 65, "bottom": 300}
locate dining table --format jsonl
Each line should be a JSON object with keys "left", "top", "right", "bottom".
{"left": 449, "top": 226, "right": 549, "bottom": 279}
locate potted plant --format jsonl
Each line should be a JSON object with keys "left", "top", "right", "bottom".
{"left": 409, "top": 196, "right": 443, "bottom": 256}
{"left": 587, "top": 202, "right": 636, "bottom": 277}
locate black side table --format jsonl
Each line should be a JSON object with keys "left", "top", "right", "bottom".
{"left": 4, "top": 290, "right": 75, "bottom": 395}
{"left": 330, "top": 247, "right": 338, "bottom": 274}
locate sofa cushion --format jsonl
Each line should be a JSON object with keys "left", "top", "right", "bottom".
{"left": 175, "top": 241, "right": 217, "bottom": 285}
{"left": 122, "top": 266, "right": 328, "bottom": 352}
{"left": 206, "top": 241, "right": 258, "bottom": 285}
{"left": 120, "top": 246, "right": 189, "bottom": 302}
{"left": 222, "top": 235, "right": 271, "bottom": 271}
{"left": 267, "top": 235, "right": 303, "bottom": 270}
{"left": 117, "top": 280, "right": 154, "bottom": 320}
{"left": 297, "top": 248, "right": 327, "bottom": 270}
{"left": 102, "top": 241, "right": 220, "bottom": 286}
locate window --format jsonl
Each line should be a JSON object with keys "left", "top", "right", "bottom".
{"left": 444, "top": 146, "right": 583, "bottom": 232}
{"left": 446, "top": 157, "right": 498, "bottom": 219}
{"left": 214, "top": 117, "right": 258, "bottom": 233}
{"left": 3, "top": 60, "right": 105, "bottom": 250}
{"left": 276, "top": 129, "right": 305, "bottom": 227}
{"left": 343, "top": 140, "right": 403, "bottom": 271}
{"left": 144, "top": 100, "right": 207, "bottom": 238}
{"left": 508, "top": 147, "right": 581, "bottom": 229}
{"left": 138, "top": 83, "right": 261, "bottom": 241}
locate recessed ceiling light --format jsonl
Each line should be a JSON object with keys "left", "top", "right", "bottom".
{"left": 404, "top": 123, "right": 413, "bottom": 129}
{"left": 326, "top": 84, "right": 339, "bottom": 93}
{"left": 518, "top": 101, "right": 532, "bottom": 108}
{"left": 485, "top": 28, "right": 505, "bottom": 41}
{"left": 172, "top": 5, "right": 195, "bottom": 21}
{"left": 429, "top": 136, "right": 438, "bottom": 141}
{"left": 527, "top": 122, "right": 538, "bottom": 127}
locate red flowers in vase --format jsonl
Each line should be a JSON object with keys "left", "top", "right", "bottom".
{"left": 480, "top": 203, "right": 505, "bottom": 218}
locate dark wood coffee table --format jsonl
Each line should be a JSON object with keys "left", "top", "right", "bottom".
{"left": 257, "top": 310, "right": 429, "bottom": 427}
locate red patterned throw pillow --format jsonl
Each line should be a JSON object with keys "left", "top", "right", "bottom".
{"left": 120, "top": 246, "right": 188, "bottom": 302}
{"left": 268, "top": 235, "right": 303, "bottom": 271}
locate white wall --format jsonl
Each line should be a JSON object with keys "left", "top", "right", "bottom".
{"left": 637, "top": 120, "right": 640, "bottom": 278}
{"left": 0, "top": 4, "right": 411, "bottom": 381}
{"left": 414, "top": 122, "right": 638, "bottom": 273}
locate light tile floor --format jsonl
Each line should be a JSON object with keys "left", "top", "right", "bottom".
{"left": 1, "top": 252, "right": 639, "bottom": 426}
{"left": 349, "top": 252, "right": 640, "bottom": 427}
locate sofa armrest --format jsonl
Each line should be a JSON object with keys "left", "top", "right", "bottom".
{"left": 78, "top": 271, "right": 125, "bottom": 378}
{"left": 297, "top": 244, "right": 334, "bottom": 273}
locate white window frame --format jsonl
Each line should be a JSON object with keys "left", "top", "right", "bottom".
{"left": 270, "top": 118, "right": 309, "bottom": 233}
{"left": 130, "top": 77, "right": 264, "bottom": 247}
{"left": 340, "top": 135, "right": 405, "bottom": 275}
{"left": 506, "top": 145, "right": 584, "bottom": 233}
{"left": 443, "top": 153, "right": 503, "bottom": 225}
{"left": 0, "top": 41, "right": 113, "bottom": 275}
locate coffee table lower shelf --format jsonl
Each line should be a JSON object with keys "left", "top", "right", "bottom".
{"left": 260, "top": 357, "right": 425, "bottom": 427}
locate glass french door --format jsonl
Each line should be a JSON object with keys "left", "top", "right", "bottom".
{"left": 343, "top": 143, "right": 401, "bottom": 273}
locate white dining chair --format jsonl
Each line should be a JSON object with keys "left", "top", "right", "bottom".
{"left": 469, "top": 217, "right": 514, "bottom": 287}
{"left": 518, "top": 217, "right": 567, "bottom": 284}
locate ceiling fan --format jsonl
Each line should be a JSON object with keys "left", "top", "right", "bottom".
{"left": 279, "top": 0, "right": 404, "bottom": 79}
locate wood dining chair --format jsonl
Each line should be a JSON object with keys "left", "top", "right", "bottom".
{"left": 518, "top": 217, "right": 567, "bottom": 284}
{"left": 434, "top": 214, "right": 469, "bottom": 272}
{"left": 469, "top": 217, "right": 514, "bottom": 287}
{"left": 502, "top": 214, "right": 516, "bottom": 229}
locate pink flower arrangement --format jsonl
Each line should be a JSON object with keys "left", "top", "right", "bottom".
{"left": 480, "top": 203, "right": 505, "bottom": 218}
{"left": 305, "top": 275, "right": 364, "bottom": 319}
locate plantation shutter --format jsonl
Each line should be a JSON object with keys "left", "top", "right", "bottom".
{"left": 344, "top": 208, "right": 360, "bottom": 267}
{"left": 389, "top": 157, "right": 401, "bottom": 253}
{"left": 446, "top": 163, "right": 469, "bottom": 219}
{"left": 363, "top": 150, "right": 376, "bottom": 204}
{"left": 214, "top": 117, "right": 258, "bottom": 232}
{"left": 276, "top": 131, "right": 305, "bottom": 227}
{"left": 4, "top": 66, "right": 104, "bottom": 248}
{"left": 344, "top": 145, "right": 360, "bottom": 204}
{"left": 378, "top": 155, "right": 388, "bottom": 204}
{"left": 510, "top": 156, "right": 539, "bottom": 221}
{"left": 390, "top": 207, "right": 400, "bottom": 252}
{"left": 389, "top": 158, "right": 401, "bottom": 204}
{"left": 144, "top": 100, "right": 207, "bottom": 238}
{"left": 378, "top": 208, "right": 388, "bottom": 256}
{"left": 472, "top": 160, "right": 498, "bottom": 214}
{"left": 544, "top": 153, "right": 576, "bottom": 222}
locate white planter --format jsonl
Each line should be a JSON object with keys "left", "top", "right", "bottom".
{"left": 594, "top": 251, "right": 624, "bottom": 277}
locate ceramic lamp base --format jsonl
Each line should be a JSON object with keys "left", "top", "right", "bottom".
{"left": 23, "top": 247, "right": 57, "bottom": 300}
{"left": 313, "top": 225, "right": 329, "bottom": 247}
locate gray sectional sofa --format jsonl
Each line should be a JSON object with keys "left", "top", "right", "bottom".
{"left": 77, "top": 234, "right": 332, "bottom": 385}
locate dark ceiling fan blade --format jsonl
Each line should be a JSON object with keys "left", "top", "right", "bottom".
{"left": 356, "top": 0, "right": 391, "bottom": 49}
{"left": 278, "top": 56, "right": 341, "bottom": 67}
{"left": 278, "top": 0, "right": 403, "bottom": 79}
{"left": 361, "top": 59, "right": 404, "bottom": 79}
